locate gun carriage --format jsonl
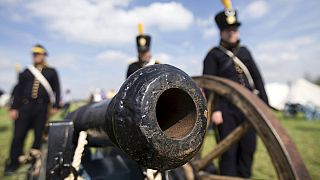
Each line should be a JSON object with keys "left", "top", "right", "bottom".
{"left": 37, "top": 65, "right": 309, "bottom": 180}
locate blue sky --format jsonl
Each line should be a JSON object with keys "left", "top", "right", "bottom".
{"left": 0, "top": 0, "right": 319, "bottom": 98}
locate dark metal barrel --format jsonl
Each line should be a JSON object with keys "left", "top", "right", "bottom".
{"left": 68, "top": 64, "right": 207, "bottom": 170}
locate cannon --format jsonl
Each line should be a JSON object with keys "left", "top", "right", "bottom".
{"left": 43, "top": 64, "right": 207, "bottom": 179}
{"left": 33, "top": 64, "right": 311, "bottom": 180}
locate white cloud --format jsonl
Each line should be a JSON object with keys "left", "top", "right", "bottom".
{"left": 154, "top": 53, "right": 172, "bottom": 64}
{"left": 0, "top": 56, "right": 19, "bottom": 93}
{"left": 0, "top": 0, "right": 23, "bottom": 6}
{"left": 20, "top": 0, "right": 194, "bottom": 46}
{"left": 196, "top": 16, "right": 218, "bottom": 39}
{"left": 49, "top": 54, "right": 79, "bottom": 70}
{"left": 254, "top": 36, "right": 320, "bottom": 83}
{"left": 130, "top": 2, "right": 194, "bottom": 31}
{"left": 195, "top": 16, "right": 213, "bottom": 27}
{"left": 256, "top": 36, "right": 316, "bottom": 64}
{"left": 203, "top": 28, "right": 218, "bottom": 38}
{"left": 243, "top": 0, "right": 269, "bottom": 19}
{"left": 180, "top": 41, "right": 192, "bottom": 49}
{"left": 168, "top": 54, "right": 203, "bottom": 76}
{"left": 96, "top": 51, "right": 172, "bottom": 64}
{"left": 258, "top": 36, "right": 315, "bottom": 52}
{"left": 96, "top": 50, "right": 132, "bottom": 63}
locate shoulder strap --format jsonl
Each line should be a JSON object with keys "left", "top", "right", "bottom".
{"left": 28, "top": 65, "right": 56, "bottom": 103}
{"left": 218, "top": 46, "right": 259, "bottom": 95}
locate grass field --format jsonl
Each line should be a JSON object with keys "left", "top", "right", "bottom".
{"left": 0, "top": 105, "right": 319, "bottom": 179}
{"left": 202, "top": 112, "right": 320, "bottom": 179}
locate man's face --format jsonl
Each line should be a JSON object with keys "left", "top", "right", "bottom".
{"left": 138, "top": 51, "right": 151, "bottom": 63}
{"left": 220, "top": 26, "right": 240, "bottom": 44}
{"left": 33, "top": 53, "right": 46, "bottom": 64}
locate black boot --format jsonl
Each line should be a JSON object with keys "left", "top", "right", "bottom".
{"left": 4, "top": 159, "right": 19, "bottom": 176}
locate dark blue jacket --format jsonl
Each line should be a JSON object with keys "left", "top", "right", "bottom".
{"left": 11, "top": 66, "right": 61, "bottom": 109}
{"left": 203, "top": 45, "right": 268, "bottom": 111}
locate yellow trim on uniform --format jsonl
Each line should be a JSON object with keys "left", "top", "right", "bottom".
{"left": 31, "top": 67, "right": 43, "bottom": 99}
{"left": 138, "top": 23, "right": 144, "bottom": 35}
{"left": 15, "top": 63, "right": 22, "bottom": 72}
{"left": 221, "top": 0, "right": 232, "bottom": 9}
{"left": 32, "top": 47, "right": 46, "bottom": 54}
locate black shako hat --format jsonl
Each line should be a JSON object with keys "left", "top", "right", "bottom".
{"left": 215, "top": 9, "right": 241, "bottom": 31}
{"left": 136, "top": 35, "right": 151, "bottom": 53}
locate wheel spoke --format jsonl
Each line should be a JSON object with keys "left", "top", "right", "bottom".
{"left": 192, "top": 121, "right": 251, "bottom": 171}
{"left": 206, "top": 93, "right": 214, "bottom": 129}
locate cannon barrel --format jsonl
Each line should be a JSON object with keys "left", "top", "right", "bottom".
{"left": 67, "top": 64, "right": 207, "bottom": 170}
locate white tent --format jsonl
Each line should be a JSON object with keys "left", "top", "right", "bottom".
{"left": 288, "top": 79, "right": 320, "bottom": 107}
{"left": 265, "top": 83, "right": 290, "bottom": 110}
{"left": 265, "top": 78, "right": 320, "bottom": 110}
{"left": 0, "top": 93, "right": 11, "bottom": 107}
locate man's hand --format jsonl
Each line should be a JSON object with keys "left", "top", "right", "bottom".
{"left": 9, "top": 109, "right": 19, "bottom": 120}
{"left": 50, "top": 108, "right": 59, "bottom": 116}
{"left": 212, "top": 111, "right": 223, "bottom": 125}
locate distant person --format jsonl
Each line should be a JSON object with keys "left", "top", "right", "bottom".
{"left": 61, "top": 89, "right": 72, "bottom": 117}
{"left": 106, "top": 89, "right": 116, "bottom": 100}
{"left": 100, "top": 89, "right": 107, "bottom": 100}
{"left": 0, "top": 89, "right": 4, "bottom": 107}
{"left": 202, "top": 1, "right": 268, "bottom": 178}
{"left": 4, "top": 44, "right": 61, "bottom": 175}
{"left": 93, "top": 88, "right": 102, "bottom": 102}
{"left": 126, "top": 23, "right": 159, "bottom": 78}
{"left": 88, "top": 93, "right": 94, "bottom": 104}
{"left": 0, "top": 89, "right": 11, "bottom": 108}
{"left": 304, "top": 102, "right": 317, "bottom": 120}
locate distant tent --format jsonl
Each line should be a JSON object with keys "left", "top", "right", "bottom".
{"left": 265, "top": 83, "right": 290, "bottom": 110}
{"left": 288, "top": 79, "right": 320, "bottom": 107}
{"left": 266, "top": 78, "right": 320, "bottom": 110}
{"left": 0, "top": 93, "right": 11, "bottom": 107}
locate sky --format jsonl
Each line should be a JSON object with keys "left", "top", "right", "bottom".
{"left": 0, "top": 0, "right": 319, "bottom": 99}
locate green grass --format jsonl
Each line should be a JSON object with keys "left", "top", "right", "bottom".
{"left": 273, "top": 113, "right": 320, "bottom": 179}
{"left": 0, "top": 103, "right": 85, "bottom": 180}
{"left": 196, "top": 112, "right": 320, "bottom": 179}
{"left": 0, "top": 105, "right": 319, "bottom": 179}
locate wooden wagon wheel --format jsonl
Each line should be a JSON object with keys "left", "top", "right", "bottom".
{"left": 189, "top": 75, "right": 310, "bottom": 180}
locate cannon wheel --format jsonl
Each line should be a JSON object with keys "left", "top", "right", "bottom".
{"left": 191, "top": 75, "right": 310, "bottom": 180}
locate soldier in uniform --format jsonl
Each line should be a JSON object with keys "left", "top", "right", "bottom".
{"left": 4, "top": 44, "right": 61, "bottom": 175}
{"left": 202, "top": 1, "right": 268, "bottom": 178}
{"left": 126, "top": 23, "right": 158, "bottom": 78}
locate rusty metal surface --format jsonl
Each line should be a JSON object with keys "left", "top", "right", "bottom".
{"left": 193, "top": 75, "right": 310, "bottom": 180}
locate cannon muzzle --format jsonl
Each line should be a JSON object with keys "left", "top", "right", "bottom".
{"left": 68, "top": 64, "right": 207, "bottom": 170}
